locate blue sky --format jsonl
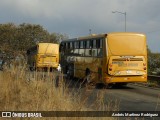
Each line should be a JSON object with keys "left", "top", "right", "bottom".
{"left": 0, "top": 0, "right": 160, "bottom": 52}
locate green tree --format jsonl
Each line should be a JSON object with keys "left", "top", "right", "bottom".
{"left": 16, "top": 23, "right": 50, "bottom": 51}
{"left": 147, "top": 46, "right": 160, "bottom": 75}
{"left": 0, "top": 23, "right": 69, "bottom": 59}
{"left": 0, "top": 23, "right": 16, "bottom": 52}
{"left": 49, "top": 33, "right": 69, "bottom": 43}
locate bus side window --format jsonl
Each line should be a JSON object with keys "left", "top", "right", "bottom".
{"left": 85, "top": 40, "right": 92, "bottom": 56}
{"left": 70, "top": 42, "right": 72, "bottom": 49}
{"left": 77, "top": 41, "right": 80, "bottom": 48}
{"left": 69, "top": 42, "right": 73, "bottom": 54}
{"left": 83, "top": 41, "right": 86, "bottom": 49}
{"left": 98, "top": 49, "right": 102, "bottom": 57}
{"left": 92, "top": 39, "right": 97, "bottom": 57}
{"left": 73, "top": 41, "right": 79, "bottom": 56}
{"left": 90, "top": 40, "right": 93, "bottom": 48}
{"left": 80, "top": 41, "right": 84, "bottom": 48}
{"left": 78, "top": 41, "right": 84, "bottom": 56}
{"left": 97, "top": 39, "right": 103, "bottom": 57}
{"left": 93, "top": 39, "right": 97, "bottom": 48}
{"left": 65, "top": 42, "right": 70, "bottom": 54}
{"left": 86, "top": 40, "right": 90, "bottom": 48}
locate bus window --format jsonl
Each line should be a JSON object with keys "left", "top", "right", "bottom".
{"left": 70, "top": 42, "right": 73, "bottom": 49}
{"left": 97, "top": 39, "right": 103, "bottom": 57}
{"left": 98, "top": 49, "right": 102, "bottom": 57}
{"left": 92, "top": 49, "right": 97, "bottom": 57}
{"left": 65, "top": 42, "right": 68, "bottom": 49}
{"left": 93, "top": 40, "right": 97, "bottom": 48}
{"left": 74, "top": 49, "right": 79, "bottom": 56}
{"left": 79, "top": 49, "right": 85, "bottom": 56}
{"left": 75, "top": 41, "right": 79, "bottom": 48}
{"left": 83, "top": 41, "right": 86, "bottom": 48}
{"left": 85, "top": 49, "right": 92, "bottom": 56}
{"left": 90, "top": 40, "right": 93, "bottom": 48}
{"left": 80, "top": 41, "right": 84, "bottom": 48}
{"left": 86, "top": 40, "right": 90, "bottom": 48}
{"left": 97, "top": 39, "right": 103, "bottom": 48}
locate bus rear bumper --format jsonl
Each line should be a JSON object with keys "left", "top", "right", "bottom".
{"left": 104, "top": 75, "right": 147, "bottom": 84}
{"left": 37, "top": 63, "right": 59, "bottom": 68}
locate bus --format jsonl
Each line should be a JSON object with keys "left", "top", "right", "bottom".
{"left": 60, "top": 32, "right": 147, "bottom": 86}
{"left": 27, "top": 43, "right": 59, "bottom": 71}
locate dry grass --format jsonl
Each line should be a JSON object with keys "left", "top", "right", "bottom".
{"left": 0, "top": 60, "right": 118, "bottom": 120}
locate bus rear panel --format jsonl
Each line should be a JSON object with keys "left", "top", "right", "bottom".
{"left": 105, "top": 33, "right": 147, "bottom": 84}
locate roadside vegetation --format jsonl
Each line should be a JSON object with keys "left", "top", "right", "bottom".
{"left": 0, "top": 60, "right": 118, "bottom": 120}
{"left": 147, "top": 48, "right": 160, "bottom": 75}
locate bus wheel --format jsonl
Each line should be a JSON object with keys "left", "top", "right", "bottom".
{"left": 114, "top": 83, "right": 128, "bottom": 88}
{"left": 105, "top": 84, "right": 113, "bottom": 89}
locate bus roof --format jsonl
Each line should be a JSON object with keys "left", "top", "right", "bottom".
{"left": 61, "top": 32, "right": 145, "bottom": 42}
{"left": 61, "top": 34, "right": 107, "bottom": 42}
{"left": 107, "top": 32, "right": 146, "bottom": 55}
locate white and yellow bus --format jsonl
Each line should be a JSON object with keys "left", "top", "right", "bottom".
{"left": 27, "top": 43, "right": 59, "bottom": 71}
{"left": 60, "top": 32, "right": 147, "bottom": 86}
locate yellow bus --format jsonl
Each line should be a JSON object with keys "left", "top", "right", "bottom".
{"left": 27, "top": 43, "right": 59, "bottom": 71}
{"left": 60, "top": 32, "right": 147, "bottom": 86}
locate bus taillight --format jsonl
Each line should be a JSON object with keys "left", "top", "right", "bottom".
{"left": 143, "top": 63, "right": 146, "bottom": 70}
{"left": 143, "top": 63, "right": 146, "bottom": 66}
{"left": 109, "top": 64, "right": 112, "bottom": 71}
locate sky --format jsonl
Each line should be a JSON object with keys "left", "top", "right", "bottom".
{"left": 0, "top": 0, "right": 160, "bottom": 53}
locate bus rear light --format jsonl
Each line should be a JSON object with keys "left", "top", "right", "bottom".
{"left": 143, "top": 67, "right": 146, "bottom": 70}
{"left": 109, "top": 68, "right": 112, "bottom": 71}
{"left": 109, "top": 64, "right": 112, "bottom": 71}
{"left": 143, "top": 63, "right": 146, "bottom": 66}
